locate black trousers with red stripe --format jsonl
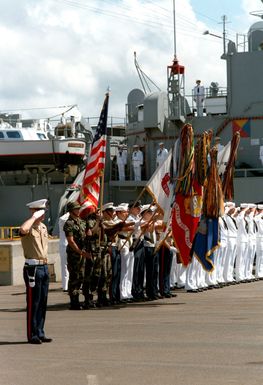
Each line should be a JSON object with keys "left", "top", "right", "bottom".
{"left": 23, "top": 265, "right": 49, "bottom": 342}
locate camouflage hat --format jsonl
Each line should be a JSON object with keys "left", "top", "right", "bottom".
{"left": 67, "top": 201, "right": 81, "bottom": 212}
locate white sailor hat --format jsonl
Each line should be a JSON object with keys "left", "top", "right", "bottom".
{"left": 248, "top": 203, "right": 257, "bottom": 209}
{"left": 225, "top": 201, "right": 236, "bottom": 207}
{"left": 141, "top": 204, "right": 156, "bottom": 213}
{"left": 115, "top": 203, "right": 128, "bottom": 212}
{"left": 26, "top": 199, "right": 47, "bottom": 209}
{"left": 102, "top": 202, "right": 115, "bottom": 211}
{"left": 240, "top": 203, "right": 249, "bottom": 208}
{"left": 133, "top": 144, "right": 139, "bottom": 148}
{"left": 257, "top": 204, "right": 263, "bottom": 210}
{"left": 159, "top": 142, "right": 164, "bottom": 146}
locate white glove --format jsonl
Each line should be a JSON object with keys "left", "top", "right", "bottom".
{"left": 33, "top": 209, "right": 45, "bottom": 219}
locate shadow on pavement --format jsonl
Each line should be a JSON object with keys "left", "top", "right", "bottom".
{"left": 0, "top": 341, "right": 28, "bottom": 345}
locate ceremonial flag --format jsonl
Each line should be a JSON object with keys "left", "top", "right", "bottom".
{"left": 217, "top": 141, "right": 231, "bottom": 177}
{"left": 78, "top": 92, "right": 109, "bottom": 217}
{"left": 232, "top": 119, "right": 251, "bottom": 137}
{"left": 192, "top": 216, "right": 220, "bottom": 272}
{"left": 171, "top": 179, "right": 203, "bottom": 266}
{"left": 170, "top": 124, "right": 203, "bottom": 267}
{"left": 145, "top": 148, "right": 173, "bottom": 218}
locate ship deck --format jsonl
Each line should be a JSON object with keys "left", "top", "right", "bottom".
{"left": 1, "top": 281, "right": 263, "bottom": 385}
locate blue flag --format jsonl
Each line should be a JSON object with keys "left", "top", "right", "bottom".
{"left": 192, "top": 216, "right": 220, "bottom": 272}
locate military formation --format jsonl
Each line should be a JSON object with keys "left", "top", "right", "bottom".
{"left": 62, "top": 200, "right": 263, "bottom": 307}
{"left": 62, "top": 200, "right": 178, "bottom": 310}
{"left": 19, "top": 197, "right": 263, "bottom": 343}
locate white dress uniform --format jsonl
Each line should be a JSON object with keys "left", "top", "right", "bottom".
{"left": 169, "top": 246, "right": 178, "bottom": 288}
{"left": 118, "top": 226, "right": 134, "bottom": 300}
{"left": 116, "top": 148, "right": 127, "bottom": 181}
{"left": 254, "top": 207, "right": 263, "bottom": 278}
{"left": 235, "top": 207, "right": 249, "bottom": 281}
{"left": 196, "top": 260, "right": 208, "bottom": 289}
{"left": 118, "top": 211, "right": 140, "bottom": 300}
{"left": 58, "top": 212, "right": 70, "bottom": 291}
{"left": 176, "top": 263, "right": 186, "bottom": 288}
{"left": 156, "top": 146, "right": 169, "bottom": 168}
{"left": 224, "top": 213, "right": 238, "bottom": 282}
{"left": 216, "top": 216, "right": 229, "bottom": 284}
{"left": 185, "top": 255, "right": 199, "bottom": 291}
{"left": 245, "top": 209, "right": 257, "bottom": 280}
{"left": 132, "top": 148, "right": 143, "bottom": 181}
{"left": 193, "top": 81, "right": 205, "bottom": 117}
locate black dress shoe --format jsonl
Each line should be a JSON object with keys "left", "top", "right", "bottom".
{"left": 40, "top": 337, "right": 52, "bottom": 343}
{"left": 186, "top": 289, "right": 198, "bottom": 293}
{"left": 29, "top": 337, "right": 42, "bottom": 344}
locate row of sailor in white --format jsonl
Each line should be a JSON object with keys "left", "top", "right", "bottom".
{"left": 182, "top": 202, "right": 263, "bottom": 291}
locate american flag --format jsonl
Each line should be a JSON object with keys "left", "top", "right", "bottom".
{"left": 78, "top": 92, "right": 109, "bottom": 217}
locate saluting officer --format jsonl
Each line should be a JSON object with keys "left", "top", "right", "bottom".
{"left": 20, "top": 199, "right": 52, "bottom": 344}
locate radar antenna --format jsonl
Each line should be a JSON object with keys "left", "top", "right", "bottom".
{"left": 134, "top": 52, "right": 161, "bottom": 94}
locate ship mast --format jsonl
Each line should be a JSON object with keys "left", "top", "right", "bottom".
{"left": 167, "top": 0, "right": 186, "bottom": 122}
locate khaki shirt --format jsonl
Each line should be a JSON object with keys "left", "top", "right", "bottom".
{"left": 21, "top": 223, "right": 48, "bottom": 260}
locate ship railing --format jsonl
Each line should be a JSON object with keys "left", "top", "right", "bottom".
{"left": 0, "top": 227, "right": 20, "bottom": 241}
{"left": 235, "top": 168, "right": 263, "bottom": 178}
{"left": 188, "top": 87, "right": 228, "bottom": 115}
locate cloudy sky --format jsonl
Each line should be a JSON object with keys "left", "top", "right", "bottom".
{"left": 0, "top": 0, "right": 262, "bottom": 123}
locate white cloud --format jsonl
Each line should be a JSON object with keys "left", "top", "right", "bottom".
{"left": 0, "top": 0, "right": 259, "bottom": 120}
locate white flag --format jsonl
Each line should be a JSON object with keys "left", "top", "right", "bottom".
{"left": 145, "top": 149, "right": 173, "bottom": 215}
{"left": 217, "top": 141, "right": 231, "bottom": 176}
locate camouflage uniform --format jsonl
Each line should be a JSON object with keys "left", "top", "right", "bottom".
{"left": 83, "top": 218, "right": 112, "bottom": 307}
{"left": 63, "top": 216, "right": 86, "bottom": 308}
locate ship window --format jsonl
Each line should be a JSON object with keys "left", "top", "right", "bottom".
{"left": 0, "top": 132, "right": 4, "bottom": 139}
{"left": 6, "top": 131, "right": 21, "bottom": 138}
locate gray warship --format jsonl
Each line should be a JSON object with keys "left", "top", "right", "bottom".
{"left": 103, "top": 3, "right": 263, "bottom": 207}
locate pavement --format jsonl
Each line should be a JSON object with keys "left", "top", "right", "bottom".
{"left": 1, "top": 281, "right": 263, "bottom": 385}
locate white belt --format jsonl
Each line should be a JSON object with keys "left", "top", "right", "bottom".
{"left": 25, "top": 258, "right": 47, "bottom": 266}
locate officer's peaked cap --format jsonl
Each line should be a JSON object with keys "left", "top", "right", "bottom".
{"left": 26, "top": 199, "right": 47, "bottom": 209}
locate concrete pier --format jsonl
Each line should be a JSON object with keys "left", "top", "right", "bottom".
{"left": 0, "top": 239, "right": 61, "bottom": 285}
{"left": 1, "top": 281, "right": 263, "bottom": 385}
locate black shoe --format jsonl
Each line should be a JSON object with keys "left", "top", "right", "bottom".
{"left": 40, "top": 337, "right": 52, "bottom": 343}
{"left": 82, "top": 302, "right": 91, "bottom": 310}
{"left": 164, "top": 293, "right": 172, "bottom": 298}
{"left": 186, "top": 289, "right": 198, "bottom": 293}
{"left": 69, "top": 304, "right": 82, "bottom": 310}
{"left": 29, "top": 337, "right": 42, "bottom": 344}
